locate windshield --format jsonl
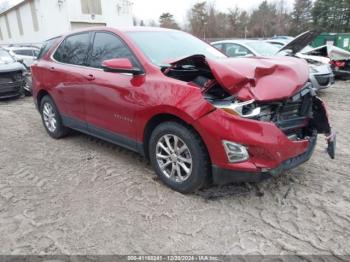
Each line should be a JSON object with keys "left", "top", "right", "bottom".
{"left": 127, "top": 31, "right": 226, "bottom": 66}
{"left": 0, "top": 49, "right": 15, "bottom": 64}
{"left": 244, "top": 41, "right": 280, "bottom": 56}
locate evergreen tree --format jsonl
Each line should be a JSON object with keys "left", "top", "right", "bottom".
{"left": 313, "top": 0, "right": 350, "bottom": 32}
{"left": 290, "top": 0, "right": 313, "bottom": 35}
{"left": 159, "top": 13, "right": 180, "bottom": 30}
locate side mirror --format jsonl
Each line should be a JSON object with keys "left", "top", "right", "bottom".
{"left": 17, "top": 58, "right": 24, "bottom": 63}
{"left": 101, "top": 58, "right": 143, "bottom": 75}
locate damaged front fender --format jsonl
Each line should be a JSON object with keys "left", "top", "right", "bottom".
{"left": 311, "top": 97, "right": 336, "bottom": 159}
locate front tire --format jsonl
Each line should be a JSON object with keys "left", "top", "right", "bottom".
{"left": 149, "top": 121, "right": 210, "bottom": 193}
{"left": 40, "top": 95, "right": 69, "bottom": 139}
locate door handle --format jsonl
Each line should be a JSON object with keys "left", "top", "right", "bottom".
{"left": 85, "top": 74, "right": 95, "bottom": 81}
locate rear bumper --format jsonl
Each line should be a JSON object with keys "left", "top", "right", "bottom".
{"left": 212, "top": 134, "right": 317, "bottom": 185}
{"left": 334, "top": 69, "right": 350, "bottom": 78}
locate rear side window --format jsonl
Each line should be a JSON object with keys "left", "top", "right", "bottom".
{"left": 53, "top": 33, "right": 91, "bottom": 65}
{"left": 88, "top": 32, "right": 137, "bottom": 68}
{"left": 37, "top": 37, "right": 60, "bottom": 60}
{"left": 213, "top": 43, "right": 223, "bottom": 51}
{"left": 225, "top": 43, "right": 252, "bottom": 57}
{"left": 14, "top": 49, "right": 33, "bottom": 56}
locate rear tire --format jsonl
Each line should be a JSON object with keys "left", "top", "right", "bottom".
{"left": 24, "top": 89, "right": 32, "bottom": 97}
{"left": 149, "top": 121, "right": 210, "bottom": 193}
{"left": 40, "top": 95, "right": 69, "bottom": 139}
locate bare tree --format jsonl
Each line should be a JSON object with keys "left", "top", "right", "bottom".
{"left": 187, "top": 2, "right": 208, "bottom": 38}
{"left": 249, "top": 1, "right": 281, "bottom": 37}
{"left": 148, "top": 20, "right": 158, "bottom": 27}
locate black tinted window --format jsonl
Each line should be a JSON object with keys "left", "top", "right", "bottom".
{"left": 88, "top": 32, "right": 137, "bottom": 68}
{"left": 37, "top": 37, "right": 60, "bottom": 59}
{"left": 54, "top": 33, "right": 91, "bottom": 65}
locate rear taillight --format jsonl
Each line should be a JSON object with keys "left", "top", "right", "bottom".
{"left": 330, "top": 60, "right": 346, "bottom": 68}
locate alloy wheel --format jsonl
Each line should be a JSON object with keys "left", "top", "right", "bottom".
{"left": 42, "top": 102, "right": 57, "bottom": 133}
{"left": 156, "top": 134, "right": 193, "bottom": 183}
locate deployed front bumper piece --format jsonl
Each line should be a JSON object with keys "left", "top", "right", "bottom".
{"left": 196, "top": 83, "right": 335, "bottom": 185}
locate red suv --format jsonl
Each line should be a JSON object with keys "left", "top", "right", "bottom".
{"left": 31, "top": 27, "right": 335, "bottom": 193}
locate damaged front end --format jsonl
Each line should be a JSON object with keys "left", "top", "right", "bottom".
{"left": 163, "top": 54, "right": 335, "bottom": 163}
{"left": 212, "top": 83, "right": 336, "bottom": 159}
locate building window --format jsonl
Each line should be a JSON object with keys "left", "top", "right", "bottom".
{"left": 81, "top": 0, "right": 102, "bottom": 15}
{"left": 4, "top": 15, "right": 11, "bottom": 39}
{"left": 29, "top": 0, "right": 39, "bottom": 32}
{"left": 0, "top": 27, "right": 3, "bottom": 41}
{"left": 16, "top": 9, "right": 24, "bottom": 35}
{"left": 117, "top": 0, "right": 132, "bottom": 15}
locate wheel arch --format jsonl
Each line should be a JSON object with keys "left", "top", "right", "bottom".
{"left": 142, "top": 113, "right": 211, "bottom": 165}
{"left": 36, "top": 89, "right": 51, "bottom": 109}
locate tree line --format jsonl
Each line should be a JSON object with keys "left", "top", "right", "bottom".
{"left": 134, "top": 0, "right": 350, "bottom": 39}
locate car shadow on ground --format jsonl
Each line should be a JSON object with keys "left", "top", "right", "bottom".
{"left": 67, "top": 129, "right": 299, "bottom": 202}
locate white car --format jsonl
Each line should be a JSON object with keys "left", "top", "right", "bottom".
{"left": 5, "top": 46, "right": 40, "bottom": 68}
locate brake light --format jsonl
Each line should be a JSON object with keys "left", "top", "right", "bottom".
{"left": 331, "top": 60, "right": 346, "bottom": 68}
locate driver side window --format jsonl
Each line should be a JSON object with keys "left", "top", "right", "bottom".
{"left": 88, "top": 32, "right": 138, "bottom": 68}
{"left": 225, "top": 43, "right": 252, "bottom": 57}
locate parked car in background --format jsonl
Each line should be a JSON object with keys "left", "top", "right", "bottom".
{"left": 271, "top": 35, "right": 294, "bottom": 41}
{"left": 0, "top": 48, "right": 27, "bottom": 99}
{"left": 31, "top": 27, "right": 335, "bottom": 193}
{"left": 301, "top": 45, "right": 350, "bottom": 79}
{"left": 212, "top": 33, "right": 335, "bottom": 91}
{"left": 277, "top": 31, "right": 335, "bottom": 89}
{"left": 5, "top": 46, "right": 40, "bottom": 69}
{"left": 265, "top": 39, "right": 290, "bottom": 48}
{"left": 212, "top": 39, "right": 280, "bottom": 57}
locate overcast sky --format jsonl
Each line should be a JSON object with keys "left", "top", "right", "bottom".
{"left": 1, "top": 0, "right": 294, "bottom": 25}
{"left": 131, "top": 0, "right": 294, "bottom": 25}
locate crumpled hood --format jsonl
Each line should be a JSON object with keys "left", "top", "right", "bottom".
{"left": 205, "top": 56, "right": 309, "bottom": 101}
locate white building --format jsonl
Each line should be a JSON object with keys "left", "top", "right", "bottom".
{"left": 0, "top": 0, "right": 133, "bottom": 44}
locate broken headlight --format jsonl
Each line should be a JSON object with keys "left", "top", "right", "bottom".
{"left": 216, "top": 99, "right": 261, "bottom": 119}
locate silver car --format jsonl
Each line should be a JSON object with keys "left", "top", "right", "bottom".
{"left": 212, "top": 35, "right": 335, "bottom": 90}
{"left": 4, "top": 46, "right": 40, "bottom": 69}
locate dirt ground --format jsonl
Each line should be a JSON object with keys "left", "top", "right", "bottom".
{"left": 0, "top": 81, "right": 349, "bottom": 256}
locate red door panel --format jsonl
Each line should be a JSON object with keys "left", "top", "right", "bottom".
{"left": 84, "top": 70, "right": 144, "bottom": 139}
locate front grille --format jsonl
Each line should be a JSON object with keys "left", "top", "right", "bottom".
{"left": 0, "top": 71, "right": 24, "bottom": 95}
{"left": 0, "top": 77, "right": 13, "bottom": 84}
{"left": 0, "top": 81, "right": 23, "bottom": 92}
{"left": 0, "top": 71, "right": 23, "bottom": 82}
{"left": 315, "top": 74, "right": 331, "bottom": 86}
{"left": 258, "top": 84, "right": 314, "bottom": 138}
